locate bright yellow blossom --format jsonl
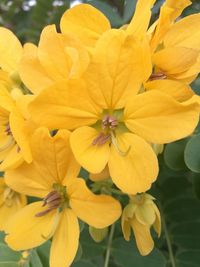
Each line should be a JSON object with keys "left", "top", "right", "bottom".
{"left": 0, "top": 177, "right": 26, "bottom": 231}
{"left": 122, "top": 193, "right": 161, "bottom": 256}
{"left": 19, "top": 25, "right": 90, "bottom": 94}
{"left": 60, "top": 0, "right": 156, "bottom": 47}
{"left": 4, "top": 127, "right": 121, "bottom": 267}
{"left": 145, "top": 0, "right": 200, "bottom": 100}
{"left": 29, "top": 29, "right": 199, "bottom": 195}
{"left": 0, "top": 85, "right": 33, "bottom": 170}
{"left": 0, "top": 27, "right": 23, "bottom": 92}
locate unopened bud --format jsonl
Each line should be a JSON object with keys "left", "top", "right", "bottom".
{"left": 89, "top": 226, "right": 108, "bottom": 243}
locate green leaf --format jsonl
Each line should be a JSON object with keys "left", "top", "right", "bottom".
{"left": 111, "top": 238, "right": 167, "bottom": 267}
{"left": 80, "top": 228, "right": 106, "bottom": 260}
{"left": 72, "top": 260, "right": 97, "bottom": 267}
{"left": 176, "top": 250, "right": 200, "bottom": 267}
{"left": 29, "top": 250, "right": 43, "bottom": 267}
{"left": 0, "top": 263, "right": 19, "bottom": 267}
{"left": 123, "top": 0, "right": 136, "bottom": 23}
{"left": 184, "top": 134, "right": 200, "bottom": 173}
{"left": 0, "top": 244, "right": 21, "bottom": 262}
{"left": 192, "top": 173, "right": 200, "bottom": 199}
{"left": 164, "top": 139, "right": 188, "bottom": 171}
{"left": 170, "top": 221, "right": 200, "bottom": 249}
{"left": 37, "top": 241, "right": 51, "bottom": 267}
{"left": 163, "top": 196, "right": 200, "bottom": 223}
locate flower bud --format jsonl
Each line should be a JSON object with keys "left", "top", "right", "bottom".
{"left": 121, "top": 193, "right": 161, "bottom": 256}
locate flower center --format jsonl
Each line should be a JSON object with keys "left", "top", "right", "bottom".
{"left": 35, "top": 183, "right": 69, "bottom": 217}
{"left": 92, "top": 114, "right": 131, "bottom": 156}
{"left": 92, "top": 115, "right": 118, "bottom": 146}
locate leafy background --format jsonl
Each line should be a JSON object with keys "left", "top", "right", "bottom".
{"left": 0, "top": 0, "right": 200, "bottom": 266}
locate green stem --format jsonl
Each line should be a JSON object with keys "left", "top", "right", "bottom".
{"left": 104, "top": 224, "right": 115, "bottom": 267}
{"left": 110, "top": 188, "right": 124, "bottom": 195}
{"left": 161, "top": 209, "right": 176, "bottom": 267}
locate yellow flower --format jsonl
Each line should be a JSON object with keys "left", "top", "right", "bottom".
{"left": 60, "top": 0, "right": 156, "bottom": 47}
{"left": 121, "top": 193, "right": 161, "bottom": 256}
{"left": 0, "top": 177, "right": 26, "bottom": 231}
{"left": 149, "top": 0, "right": 192, "bottom": 52}
{"left": 89, "top": 165, "right": 110, "bottom": 182}
{"left": 0, "top": 27, "right": 23, "bottom": 91}
{"left": 145, "top": 0, "right": 200, "bottom": 99}
{"left": 18, "top": 25, "right": 90, "bottom": 94}
{"left": 4, "top": 127, "right": 121, "bottom": 267}
{"left": 29, "top": 28, "right": 199, "bottom": 195}
{"left": 0, "top": 85, "right": 34, "bottom": 170}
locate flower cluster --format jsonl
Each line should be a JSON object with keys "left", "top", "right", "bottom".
{"left": 0, "top": 0, "right": 200, "bottom": 266}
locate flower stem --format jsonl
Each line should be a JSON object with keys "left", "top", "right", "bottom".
{"left": 161, "top": 209, "right": 176, "bottom": 267}
{"left": 104, "top": 224, "right": 115, "bottom": 267}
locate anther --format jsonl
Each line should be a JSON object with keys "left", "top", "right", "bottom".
{"left": 92, "top": 133, "right": 111, "bottom": 146}
{"left": 102, "top": 115, "right": 118, "bottom": 130}
{"left": 149, "top": 72, "right": 167, "bottom": 81}
{"left": 35, "top": 190, "right": 61, "bottom": 217}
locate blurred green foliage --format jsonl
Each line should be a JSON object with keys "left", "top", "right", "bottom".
{"left": 0, "top": 1, "right": 200, "bottom": 267}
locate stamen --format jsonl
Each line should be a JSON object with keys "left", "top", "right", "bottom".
{"left": 149, "top": 72, "right": 167, "bottom": 81}
{"left": 111, "top": 132, "right": 131, "bottom": 157}
{"left": 102, "top": 115, "right": 118, "bottom": 130}
{"left": 35, "top": 190, "right": 61, "bottom": 217}
{"left": 92, "top": 133, "right": 111, "bottom": 146}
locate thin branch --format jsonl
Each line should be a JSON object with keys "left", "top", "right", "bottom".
{"left": 104, "top": 223, "right": 115, "bottom": 267}
{"left": 161, "top": 207, "right": 176, "bottom": 267}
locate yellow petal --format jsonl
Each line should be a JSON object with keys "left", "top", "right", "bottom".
{"left": 5, "top": 201, "right": 59, "bottom": 250}
{"left": 50, "top": 209, "right": 79, "bottom": 267}
{"left": 135, "top": 203, "right": 156, "bottom": 226}
{"left": 5, "top": 161, "right": 51, "bottom": 199}
{"left": 31, "top": 127, "right": 79, "bottom": 185}
{"left": 108, "top": 133, "right": 158, "bottom": 195}
{"left": 60, "top": 4, "right": 111, "bottom": 47}
{"left": 164, "top": 14, "right": 200, "bottom": 49}
{"left": 125, "top": 90, "right": 199, "bottom": 144}
{"left": 70, "top": 127, "right": 110, "bottom": 174}
{"left": 153, "top": 47, "right": 199, "bottom": 76}
{"left": 69, "top": 178, "right": 121, "bottom": 228}
{"left": 121, "top": 214, "right": 131, "bottom": 241}
{"left": 0, "top": 27, "right": 22, "bottom": 72}
{"left": 19, "top": 43, "right": 53, "bottom": 94}
{"left": 0, "top": 144, "right": 24, "bottom": 171}
{"left": 10, "top": 106, "right": 32, "bottom": 164}
{"left": 0, "top": 84, "right": 15, "bottom": 112}
{"left": 150, "top": 0, "right": 191, "bottom": 51}
{"left": 29, "top": 80, "right": 100, "bottom": 130}
{"left": 5, "top": 127, "right": 79, "bottom": 197}
{"left": 145, "top": 79, "right": 194, "bottom": 102}
{"left": 38, "top": 25, "right": 89, "bottom": 82}
{"left": 84, "top": 30, "right": 152, "bottom": 109}
{"left": 126, "top": 0, "right": 156, "bottom": 38}
{"left": 0, "top": 189, "right": 26, "bottom": 231}
{"left": 131, "top": 218, "right": 154, "bottom": 256}
{"left": 152, "top": 203, "right": 161, "bottom": 237}
{"left": 173, "top": 54, "right": 200, "bottom": 81}
{"left": 0, "top": 193, "right": 26, "bottom": 231}
{"left": 89, "top": 165, "right": 110, "bottom": 182}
